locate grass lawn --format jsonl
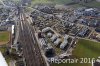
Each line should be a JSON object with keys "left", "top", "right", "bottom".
{"left": 73, "top": 39, "right": 100, "bottom": 59}
{"left": 51, "top": 39, "right": 100, "bottom": 66}
{"left": 0, "top": 46, "right": 7, "bottom": 53}
{"left": 0, "top": 31, "right": 10, "bottom": 45}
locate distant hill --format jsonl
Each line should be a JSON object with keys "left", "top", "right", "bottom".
{"left": 31, "top": 0, "right": 100, "bottom": 8}
{"left": 96, "top": 0, "right": 100, "bottom": 2}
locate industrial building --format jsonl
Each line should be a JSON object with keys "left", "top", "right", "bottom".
{"left": 11, "top": 25, "right": 15, "bottom": 35}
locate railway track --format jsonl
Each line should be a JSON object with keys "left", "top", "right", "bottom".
{"left": 18, "top": 12, "right": 46, "bottom": 66}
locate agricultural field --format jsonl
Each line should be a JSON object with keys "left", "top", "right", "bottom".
{"left": 32, "top": 0, "right": 72, "bottom": 4}
{"left": 32, "top": 0, "right": 100, "bottom": 8}
{"left": 81, "top": 1, "right": 100, "bottom": 8}
{"left": 51, "top": 39, "right": 100, "bottom": 66}
{"left": 0, "top": 31, "right": 10, "bottom": 45}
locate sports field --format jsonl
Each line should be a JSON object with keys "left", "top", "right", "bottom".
{"left": 0, "top": 31, "right": 10, "bottom": 45}
{"left": 51, "top": 39, "right": 100, "bottom": 66}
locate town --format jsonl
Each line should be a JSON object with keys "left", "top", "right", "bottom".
{"left": 0, "top": 0, "right": 100, "bottom": 66}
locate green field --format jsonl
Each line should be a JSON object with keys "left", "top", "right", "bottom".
{"left": 32, "top": 0, "right": 72, "bottom": 4}
{"left": 81, "top": 1, "right": 100, "bottom": 8}
{"left": 32, "top": 0, "right": 100, "bottom": 8}
{"left": 0, "top": 31, "right": 10, "bottom": 45}
{"left": 73, "top": 39, "right": 100, "bottom": 59}
{"left": 51, "top": 39, "right": 100, "bottom": 66}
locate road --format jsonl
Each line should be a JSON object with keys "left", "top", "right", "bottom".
{"left": 18, "top": 10, "right": 46, "bottom": 66}
{"left": 9, "top": 60, "right": 16, "bottom": 66}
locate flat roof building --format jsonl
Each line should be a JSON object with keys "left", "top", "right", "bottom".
{"left": 54, "top": 38, "right": 62, "bottom": 46}
{"left": 11, "top": 25, "right": 15, "bottom": 35}
{"left": 50, "top": 34, "right": 58, "bottom": 42}
{"left": 64, "top": 35, "right": 69, "bottom": 40}
{"left": 60, "top": 35, "right": 69, "bottom": 49}
{"left": 42, "top": 27, "right": 51, "bottom": 33}
{"left": 47, "top": 33, "right": 53, "bottom": 38}
{"left": 60, "top": 40, "right": 68, "bottom": 49}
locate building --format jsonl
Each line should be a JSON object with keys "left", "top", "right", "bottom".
{"left": 54, "top": 38, "right": 62, "bottom": 46}
{"left": 95, "top": 27, "right": 100, "bottom": 33}
{"left": 11, "top": 25, "right": 15, "bottom": 35}
{"left": 83, "top": 8, "right": 97, "bottom": 16}
{"left": 47, "top": 32, "right": 53, "bottom": 38}
{"left": 60, "top": 35, "right": 69, "bottom": 49}
{"left": 74, "top": 8, "right": 98, "bottom": 17}
{"left": 78, "top": 27, "right": 89, "bottom": 37}
{"left": 42, "top": 27, "right": 51, "bottom": 33}
{"left": 39, "top": 38, "right": 47, "bottom": 48}
{"left": 50, "top": 34, "right": 58, "bottom": 42}
{"left": 96, "top": 34, "right": 100, "bottom": 41}
{"left": 64, "top": 35, "right": 69, "bottom": 40}
{"left": 0, "top": 52, "right": 8, "bottom": 66}
{"left": 0, "top": 26, "right": 8, "bottom": 31}
{"left": 60, "top": 40, "right": 68, "bottom": 49}
{"left": 36, "top": 5, "right": 54, "bottom": 14}
{"left": 45, "top": 44, "right": 55, "bottom": 57}
{"left": 88, "top": 20, "right": 98, "bottom": 27}
{"left": 74, "top": 7, "right": 85, "bottom": 15}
